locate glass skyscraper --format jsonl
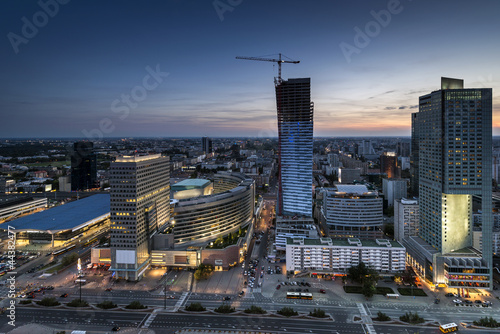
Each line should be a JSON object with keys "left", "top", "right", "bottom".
{"left": 275, "top": 78, "right": 313, "bottom": 217}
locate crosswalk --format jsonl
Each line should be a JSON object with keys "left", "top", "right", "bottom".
{"left": 174, "top": 291, "right": 191, "bottom": 311}
{"left": 357, "top": 303, "right": 376, "bottom": 334}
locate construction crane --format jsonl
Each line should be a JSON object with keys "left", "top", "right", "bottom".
{"left": 235, "top": 53, "right": 300, "bottom": 85}
{"left": 236, "top": 53, "right": 300, "bottom": 216}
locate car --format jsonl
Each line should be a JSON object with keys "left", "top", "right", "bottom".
{"left": 475, "top": 300, "right": 482, "bottom": 304}
{"left": 276, "top": 285, "right": 281, "bottom": 290}
{"left": 445, "top": 292, "right": 454, "bottom": 297}
{"left": 319, "top": 289, "right": 326, "bottom": 294}
{"left": 60, "top": 293, "right": 68, "bottom": 298}
{"left": 434, "top": 298, "right": 440, "bottom": 304}
{"left": 112, "top": 326, "right": 120, "bottom": 331}
{"left": 261, "top": 266, "right": 264, "bottom": 271}
{"left": 304, "top": 289, "right": 309, "bottom": 292}
{"left": 223, "top": 296, "right": 231, "bottom": 301}
{"left": 239, "top": 291, "right": 245, "bottom": 297}
{"left": 105, "top": 288, "right": 112, "bottom": 291}
{"left": 26, "top": 294, "right": 35, "bottom": 299}
{"left": 305, "top": 282, "right": 311, "bottom": 287}
{"left": 258, "top": 282, "right": 262, "bottom": 287}
{"left": 297, "top": 288, "right": 302, "bottom": 292}
{"left": 453, "top": 299, "right": 462, "bottom": 304}
{"left": 243, "top": 271, "right": 247, "bottom": 276}
{"left": 460, "top": 322, "right": 468, "bottom": 328}
{"left": 46, "top": 286, "right": 54, "bottom": 290}
{"left": 464, "top": 300, "right": 473, "bottom": 305}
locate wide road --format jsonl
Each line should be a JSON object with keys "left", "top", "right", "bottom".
{"left": 0, "top": 308, "right": 448, "bottom": 334}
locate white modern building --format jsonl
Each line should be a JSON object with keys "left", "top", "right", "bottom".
{"left": 286, "top": 237, "right": 405, "bottom": 274}
{"left": 382, "top": 178, "right": 408, "bottom": 207}
{"left": 110, "top": 154, "right": 170, "bottom": 281}
{"left": 321, "top": 185, "right": 383, "bottom": 239}
{"left": 394, "top": 198, "right": 419, "bottom": 242}
{"left": 275, "top": 216, "right": 318, "bottom": 251}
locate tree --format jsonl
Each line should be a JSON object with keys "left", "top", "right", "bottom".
{"left": 362, "top": 282, "right": 376, "bottom": 298}
{"left": 194, "top": 264, "right": 214, "bottom": 280}
{"left": 375, "top": 311, "right": 390, "bottom": 321}
{"left": 309, "top": 308, "right": 326, "bottom": 318}
{"left": 347, "top": 262, "right": 379, "bottom": 285}
{"left": 61, "top": 252, "right": 79, "bottom": 267}
{"left": 185, "top": 302, "right": 206, "bottom": 312}
{"left": 214, "top": 304, "right": 235, "bottom": 313}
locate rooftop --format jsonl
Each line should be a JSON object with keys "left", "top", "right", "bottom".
{"left": 335, "top": 184, "right": 370, "bottom": 195}
{"left": 4, "top": 194, "right": 110, "bottom": 233}
{"left": 171, "top": 178, "right": 211, "bottom": 191}
{"left": 287, "top": 237, "right": 404, "bottom": 248}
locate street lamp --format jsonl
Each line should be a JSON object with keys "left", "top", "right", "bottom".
{"left": 77, "top": 258, "right": 82, "bottom": 302}
{"left": 164, "top": 275, "right": 167, "bottom": 310}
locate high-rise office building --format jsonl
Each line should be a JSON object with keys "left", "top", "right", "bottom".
{"left": 380, "top": 152, "right": 398, "bottom": 178}
{"left": 109, "top": 154, "right": 170, "bottom": 281}
{"left": 406, "top": 77, "right": 493, "bottom": 289}
{"left": 70, "top": 141, "right": 97, "bottom": 191}
{"left": 202, "top": 137, "right": 213, "bottom": 154}
{"left": 409, "top": 113, "right": 419, "bottom": 196}
{"left": 276, "top": 78, "right": 313, "bottom": 217}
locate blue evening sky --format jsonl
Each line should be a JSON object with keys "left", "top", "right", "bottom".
{"left": 1, "top": 0, "right": 499, "bottom": 138}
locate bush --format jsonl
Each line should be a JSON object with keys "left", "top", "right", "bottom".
{"left": 96, "top": 300, "right": 117, "bottom": 309}
{"left": 185, "top": 302, "right": 206, "bottom": 312}
{"left": 277, "top": 307, "right": 298, "bottom": 317}
{"left": 309, "top": 308, "right": 326, "bottom": 318}
{"left": 375, "top": 311, "right": 391, "bottom": 321}
{"left": 125, "top": 301, "right": 146, "bottom": 309}
{"left": 244, "top": 305, "right": 266, "bottom": 314}
{"left": 399, "top": 312, "right": 424, "bottom": 324}
{"left": 397, "top": 288, "right": 427, "bottom": 296}
{"left": 473, "top": 316, "right": 500, "bottom": 328}
{"left": 214, "top": 304, "right": 236, "bottom": 313}
{"left": 19, "top": 300, "right": 32, "bottom": 304}
{"left": 36, "top": 297, "right": 60, "bottom": 307}
{"left": 67, "top": 299, "right": 89, "bottom": 307}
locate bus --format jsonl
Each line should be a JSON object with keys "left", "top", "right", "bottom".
{"left": 286, "top": 292, "right": 300, "bottom": 299}
{"left": 439, "top": 323, "right": 458, "bottom": 333}
{"left": 74, "top": 279, "right": 86, "bottom": 285}
{"left": 386, "top": 293, "right": 400, "bottom": 299}
{"left": 300, "top": 293, "right": 313, "bottom": 300}
{"left": 53, "top": 245, "right": 76, "bottom": 256}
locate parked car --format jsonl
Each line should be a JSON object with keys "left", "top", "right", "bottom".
{"left": 445, "top": 293, "right": 454, "bottom": 297}
{"left": 276, "top": 285, "right": 281, "bottom": 290}
{"left": 319, "top": 289, "right": 326, "bottom": 294}
{"left": 60, "top": 293, "right": 68, "bottom": 298}
{"left": 453, "top": 299, "right": 462, "bottom": 304}
{"left": 223, "top": 296, "right": 231, "bottom": 301}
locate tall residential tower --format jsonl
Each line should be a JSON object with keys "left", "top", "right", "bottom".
{"left": 276, "top": 78, "right": 314, "bottom": 217}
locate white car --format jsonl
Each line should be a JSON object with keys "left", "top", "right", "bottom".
{"left": 453, "top": 299, "right": 462, "bottom": 304}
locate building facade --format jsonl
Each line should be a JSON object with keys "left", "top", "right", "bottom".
{"left": 110, "top": 155, "right": 170, "bottom": 281}
{"left": 394, "top": 198, "right": 419, "bottom": 242}
{"left": 407, "top": 77, "right": 493, "bottom": 289}
{"left": 170, "top": 172, "right": 254, "bottom": 247}
{"left": 322, "top": 185, "right": 383, "bottom": 239}
{"left": 202, "top": 137, "right": 213, "bottom": 154}
{"left": 71, "top": 141, "right": 97, "bottom": 191}
{"left": 286, "top": 237, "right": 405, "bottom": 274}
{"left": 382, "top": 178, "right": 408, "bottom": 207}
{"left": 275, "top": 78, "right": 313, "bottom": 217}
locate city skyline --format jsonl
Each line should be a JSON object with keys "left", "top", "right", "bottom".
{"left": 1, "top": 0, "right": 500, "bottom": 138}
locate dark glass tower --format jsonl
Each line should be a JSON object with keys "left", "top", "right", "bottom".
{"left": 71, "top": 141, "right": 97, "bottom": 191}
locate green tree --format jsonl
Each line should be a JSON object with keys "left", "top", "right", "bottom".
{"left": 67, "top": 299, "right": 89, "bottom": 307}
{"left": 61, "top": 252, "right": 79, "bottom": 267}
{"left": 97, "top": 300, "right": 117, "bottom": 309}
{"left": 362, "top": 282, "right": 376, "bottom": 298}
{"left": 194, "top": 264, "right": 214, "bottom": 280}
{"left": 347, "top": 262, "right": 379, "bottom": 285}
{"left": 37, "top": 297, "right": 60, "bottom": 307}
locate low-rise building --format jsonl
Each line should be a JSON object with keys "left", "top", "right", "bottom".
{"left": 286, "top": 237, "right": 405, "bottom": 274}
